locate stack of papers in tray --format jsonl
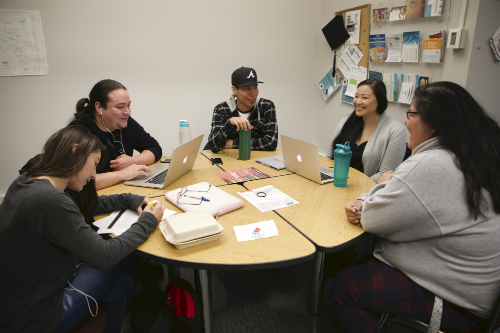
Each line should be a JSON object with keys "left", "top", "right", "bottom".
{"left": 159, "top": 210, "right": 224, "bottom": 249}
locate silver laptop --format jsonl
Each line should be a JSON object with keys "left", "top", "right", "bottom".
{"left": 124, "top": 134, "right": 204, "bottom": 189}
{"left": 281, "top": 135, "right": 334, "bottom": 184}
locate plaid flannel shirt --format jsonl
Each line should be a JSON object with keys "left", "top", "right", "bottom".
{"left": 204, "top": 97, "right": 278, "bottom": 153}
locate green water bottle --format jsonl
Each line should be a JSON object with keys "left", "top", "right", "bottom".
{"left": 239, "top": 129, "right": 251, "bottom": 160}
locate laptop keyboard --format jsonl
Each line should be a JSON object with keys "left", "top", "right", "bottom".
{"left": 320, "top": 172, "right": 333, "bottom": 181}
{"left": 145, "top": 170, "right": 168, "bottom": 184}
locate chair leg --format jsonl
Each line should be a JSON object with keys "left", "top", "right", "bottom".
{"left": 379, "top": 313, "right": 389, "bottom": 327}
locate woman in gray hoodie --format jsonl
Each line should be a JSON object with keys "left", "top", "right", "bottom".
{"left": 334, "top": 82, "right": 500, "bottom": 332}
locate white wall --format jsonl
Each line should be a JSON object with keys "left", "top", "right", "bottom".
{"left": 0, "top": 0, "right": 496, "bottom": 199}
{"left": 465, "top": 0, "right": 500, "bottom": 122}
{"left": 0, "top": 0, "right": 321, "bottom": 196}
{"left": 315, "top": 0, "right": 480, "bottom": 156}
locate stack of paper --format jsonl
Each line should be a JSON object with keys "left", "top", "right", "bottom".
{"left": 383, "top": 73, "right": 398, "bottom": 102}
{"left": 423, "top": 30, "right": 446, "bottom": 63}
{"left": 386, "top": 34, "right": 403, "bottom": 62}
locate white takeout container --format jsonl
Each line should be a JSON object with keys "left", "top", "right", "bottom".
{"left": 159, "top": 210, "right": 224, "bottom": 248}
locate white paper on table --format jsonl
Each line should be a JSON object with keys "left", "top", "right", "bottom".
{"left": 345, "top": 66, "right": 368, "bottom": 97}
{"left": 398, "top": 82, "right": 414, "bottom": 104}
{"left": 93, "top": 204, "right": 176, "bottom": 236}
{"left": 237, "top": 185, "right": 299, "bottom": 213}
{"left": 345, "top": 10, "right": 361, "bottom": 45}
{"left": 233, "top": 220, "right": 279, "bottom": 242}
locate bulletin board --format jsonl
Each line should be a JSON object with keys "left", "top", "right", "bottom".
{"left": 335, "top": 4, "right": 371, "bottom": 79}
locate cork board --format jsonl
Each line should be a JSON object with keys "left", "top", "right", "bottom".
{"left": 335, "top": 4, "right": 371, "bottom": 79}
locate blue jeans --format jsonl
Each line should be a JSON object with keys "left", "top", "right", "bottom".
{"left": 53, "top": 256, "right": 136, "bottom": 333}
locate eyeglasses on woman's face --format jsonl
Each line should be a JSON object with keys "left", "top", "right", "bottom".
{"left": 406, "top": 110, "right": 420, "bottom": 120}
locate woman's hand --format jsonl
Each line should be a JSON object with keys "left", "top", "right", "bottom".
{"left": 345, "top": 199, "right": 363, "bottom": 225}
{"left": 119, "top": 164, "right": 152, "bottom": 181}
{"left": 377, "top": 170, "right": 394, "bottom": 184}
{"left": 136, "top": 197, "right": 152, "bottom": 215}
{"left": 143, "top": 201, "right": 165, "bottom": 224}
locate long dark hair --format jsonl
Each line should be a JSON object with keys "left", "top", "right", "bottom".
{"left": 329, "top": 78, "right": 388, "bottom": 158}
{"left": 72, "top": 79, "right": 127, "bottom": 121}
{"left": 28, "top": 126, "right": 106, "bottom": 216}
{"left": 414, "top": 81, "right": 500, "bottom": 219}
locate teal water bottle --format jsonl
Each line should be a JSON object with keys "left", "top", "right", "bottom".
{"left": 333, "top": 141, "right": 352, "bottom": 187}
{"left": 238, "top": 129, "right": 251, "bottom": 160}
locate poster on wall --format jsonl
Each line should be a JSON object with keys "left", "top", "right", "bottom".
{"left": 345, "top": 10, "right": 361, "bottom": 44}
{"left": 318, "top": 68, "right": 341, "bottom": 100}
{"left": 0, "top": 10, "right": 49, "bottom": 76}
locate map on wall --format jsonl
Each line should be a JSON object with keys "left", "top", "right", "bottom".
{"left": 0, "top": 10, "right": 49, "bottom": 76}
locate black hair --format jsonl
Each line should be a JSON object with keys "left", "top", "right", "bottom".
{"left": 72, "top": 79, "right": 127, "bottom": 121}
{"left": 329, "top": 79, "right": 388, "bottom": 158}
{"left": 414, "top": 81, "right": 500, "bottom": 219}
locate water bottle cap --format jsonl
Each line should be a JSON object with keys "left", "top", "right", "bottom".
{"left": 335, "top": 141, "right": 351, "bottom": 151}
{"left": 180, "top": 120, "right": 189, "bottom": 127}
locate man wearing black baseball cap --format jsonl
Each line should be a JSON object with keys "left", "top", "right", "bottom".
{"left": 204, "top": 67, "right": 278, "bottom": 153}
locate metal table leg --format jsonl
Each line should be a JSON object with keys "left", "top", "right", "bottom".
{"left": 310, "top": 251, "right": 326, "bottom": 315}
{"left": 198, "top": 269, "right": 213, "bottom": 333}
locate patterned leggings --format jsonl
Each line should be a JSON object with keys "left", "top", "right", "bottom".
{"left": 332, "top": 260, "right": 489, "bottom": 333}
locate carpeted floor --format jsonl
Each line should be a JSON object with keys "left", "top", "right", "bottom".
{"left": 121, "top": 261, "right": 416, "bottom": 333}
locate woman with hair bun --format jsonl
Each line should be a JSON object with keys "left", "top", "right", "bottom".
{"left": 69, "top": 79, "right": 162, "bottom": 190}
{"left": 329, "top": 78, "right": 406, "bottom": 183}
{"left": 336, "top": 82, "right": 500, "bottom": 332}
{"left": 0, "top": 126, "right": 164, "bottom": 333}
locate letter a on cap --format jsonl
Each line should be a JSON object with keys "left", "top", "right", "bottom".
{"left": 247, "top": 71, "right": 255, "bottom": 79}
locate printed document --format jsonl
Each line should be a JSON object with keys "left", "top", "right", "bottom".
{"left": 238, "top": 185, "right": 299, "bottom": 213}
{"left": 233, "top": 220, "right": 279, "bottom": 242}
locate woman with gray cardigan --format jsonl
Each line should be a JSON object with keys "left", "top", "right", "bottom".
{"left": 329, "top": 79, "right": 406, "bottom": 183}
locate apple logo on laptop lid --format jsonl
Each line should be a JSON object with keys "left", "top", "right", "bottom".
{"left": 183, "top": 156, "right": 188, "bottom": 163}
{"left": 297, "top": 154, "right": 302, "bottom": 162}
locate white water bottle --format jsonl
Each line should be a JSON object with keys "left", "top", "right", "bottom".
{"left": 179, "top": 120, "right": 192, "bottom": 145}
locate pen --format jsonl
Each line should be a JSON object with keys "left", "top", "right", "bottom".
{"left": 184, "top": 195, "right": 210, "bottom": 202}
{"left": 148, "top": 202, "right": 154, "bottom": 209}
{"left": 108, "top": 209, "right": 126, "bottom": 229}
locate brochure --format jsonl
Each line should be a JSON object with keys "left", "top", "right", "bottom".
{"left": 423, "top": 39, "right": 442, "bottom": 63}
{"left": 389, "top": 6, "right": 406, "bottom": 21}
{"left": 399, "top": 74, "right": 419, "bottom": 103}
{"left": 368, "top": 70, "right": 383, "bottom": 81}
{"left": 419, "top": 76, "right": 429, "bottom": 85}
{"left": 403, "top": 31, "right": 420, "bottom": 62}
{"left": 237, "top": 185, "right": 299, "bottom": 213}
{"left": 345, "top": 10, "right": 361, "bottom": 44}
{"left": 369, "top": 34, "right": 386, "bottom": 62}
{"left": 345, "top": 66, "right": 367, "bottom": 97}
{"left": 373, "top": 7, "right": 389, "bottom": 23}
{"left": 383, "top": 73, "right": 398, "bottom": 102}
{"left": 425, "top": 0, "right": 443, "bottom": 17}
{"left": 406, "top": 0, "right": 425, "bottom": 19}
{"left": 340, "top": 78, "right": 354, "bottom": 105}
{"left": 386, "top": 34, "right": 403, "bottom": 62}
{"left": 318, "top": 67, "right": 341, "bottom": 100}
{"left": 216, "top": 167, "right": 270, "bottom": 184}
